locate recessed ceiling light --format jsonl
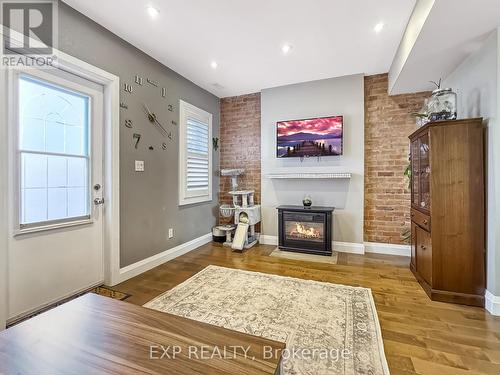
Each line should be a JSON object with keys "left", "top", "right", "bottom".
{"left": 281, "top": 44, "right": 293, "bottom": 55}
{"left": 211, "top": 61, "right": 218, "bottom": 69}
{"left": 147, "top": 6, "right": 160, "bottom": 18}
{"left": 374, "top": 22, "right": 384, "bottom": 33}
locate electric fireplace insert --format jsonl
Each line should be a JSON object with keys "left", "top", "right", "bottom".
{"left": 277, "top": 205, "right": 334, "bottom": 256}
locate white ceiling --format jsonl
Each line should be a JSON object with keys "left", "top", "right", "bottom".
{"left": 389, "top": 0, "right": 500, "bottom": 94}
{"left": 62, "top": 0, "right": 416, "bottom": 98}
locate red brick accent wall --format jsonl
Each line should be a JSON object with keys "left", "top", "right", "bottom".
{"left": 219, "top": 93, "right": 261, "bottom": 224}
{"left": 364, "top": 74, "right": 430, "bottom": 244}
{"left": 219, "top": 76, "right": 429, "bottom": 245}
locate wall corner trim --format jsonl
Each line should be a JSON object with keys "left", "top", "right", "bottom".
{"left": 113, "top": 233, "right": 212, "bottom": 286}
{"left": 485, "top": 290, "right": 500, "bottom": 316}
{"left": 259, "top": 235, "right": 278, "bottom": 246}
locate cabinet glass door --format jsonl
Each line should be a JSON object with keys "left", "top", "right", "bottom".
{"left": 419, "top": 133, "right": 431, "bottom": 211}
{"left": 411, "top": 139, "right": 420, "bottom": 208}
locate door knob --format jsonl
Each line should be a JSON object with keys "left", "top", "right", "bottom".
{"left": 93, "top": 184, "right": 102, "bottom": 191}
{"left": 94, "top": 197, "right": 105, "bottom": 206}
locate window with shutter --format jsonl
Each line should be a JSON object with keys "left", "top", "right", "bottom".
{"left": 179, "top": 100, "right": 213, "bottom": 205}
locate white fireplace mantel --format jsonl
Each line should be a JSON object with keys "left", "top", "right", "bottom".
{"left": 266, "top": 172, "right": 352, "bottom": 179}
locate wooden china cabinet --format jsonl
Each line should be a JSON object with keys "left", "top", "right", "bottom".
{"left": 409, "top": 118, "right": 485, "bottom": 307}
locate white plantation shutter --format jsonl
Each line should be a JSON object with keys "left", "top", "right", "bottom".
{"left": 186, "top": 118, "right": 209, "bottom": 191}
{"left": 179, "top": 101, "right": 213, "bottom": 205}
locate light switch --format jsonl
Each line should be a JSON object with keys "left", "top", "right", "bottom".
{"left": 135, "top": 160, "right": 145, "bottom": 172}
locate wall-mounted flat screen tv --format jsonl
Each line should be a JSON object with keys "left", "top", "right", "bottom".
{"left": 277, "top": 115, "right": 343, "bottom": 158}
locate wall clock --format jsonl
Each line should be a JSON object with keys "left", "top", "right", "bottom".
{"left": 122, "top": 74, "right": 175, "bottom": 149}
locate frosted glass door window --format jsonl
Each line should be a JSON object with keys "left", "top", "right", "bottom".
{"left": 19, "top": 75, "right": 90, "bottom": 227}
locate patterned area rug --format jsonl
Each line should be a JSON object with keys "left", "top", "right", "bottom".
{"left": 270, "top": 248, "right": 339, "bottom": 264}
{"left": 144, "top": 265, "right": 389, "bottom": 374}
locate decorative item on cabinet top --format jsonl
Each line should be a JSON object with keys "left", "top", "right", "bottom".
{"left": 428, "top": 87, "right": 457, "bottom": 122}
{"left": 411, "top": 78, "right": 457, "bottom": 126}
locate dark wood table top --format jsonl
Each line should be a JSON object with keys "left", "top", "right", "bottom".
{"left": 0, "top": 293, "right": 285, "bottom": 375}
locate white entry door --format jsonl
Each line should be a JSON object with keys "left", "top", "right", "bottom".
{"left": 7, "top": 66, "right": 105, "bottom": 321}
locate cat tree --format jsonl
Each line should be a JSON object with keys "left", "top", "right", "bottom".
{"left": 218, "top": 169, "right": 261, "bottom": 250}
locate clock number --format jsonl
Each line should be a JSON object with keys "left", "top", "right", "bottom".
{"left": 124, "top": 83, "right": 133, "bottom": 93}
{"left": 125, "top": 119, "right": 133, "bottom": 128}
{"left": 133, "top": 133, "right": 141, "bottom": 149}
{"left": 135, "top": 75, "right": 144, "bottom": 85}
{"left": 147, "top": 78, "right": 159, "bottom": 87}
{"left": 162, "top": 88, "right": 167, "bottom": 98}
{"left": 168, "top": 104, "right": 173, "bottom": 112}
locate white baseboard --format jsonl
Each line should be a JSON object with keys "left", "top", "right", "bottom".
{"left": 260, "top": 235, "right": 409, "bottom": 257}
{"left": 364, "top": 242, "right": 411, "bottom": 257}
{"left": 485, "top": 290, "right": 500, "bottom": 316}
{"left": 333, "top": 241, "right": 365, "bottom": 254}
{"left": 260, "top": 235, "right": 364, "bottom": 255}
{"left": 115, "top": 233, "right": 212, "bottom": 285}
{"left": 7, "top": 280, "right": 103, "bottom": 324}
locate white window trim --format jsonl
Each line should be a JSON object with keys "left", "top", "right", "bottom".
{"left": 0, "top": 25, "right": 121, "bottom": 297}
{"left": 11, "top": 70, "right": 98, "bottom": 233}
{"left": 178, "top": 100, "right": 213, "bottom": 206}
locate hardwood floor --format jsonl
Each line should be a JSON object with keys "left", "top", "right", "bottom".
{"left": 114, "top": 243, "right": 500, "bottom": 375}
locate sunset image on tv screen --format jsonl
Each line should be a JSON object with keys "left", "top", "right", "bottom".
{"left": 277, "top": 116, "right": 343, "bottom": 158}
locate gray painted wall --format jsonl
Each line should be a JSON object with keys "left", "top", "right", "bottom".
{"left": 260, "top": 74, "right": 365, "bottom": 244}
{"left": 443, "top": 29, "right": 500, "bottom": 295}
{"left": 58, "top": 3, "right": 220, "bottom": 267}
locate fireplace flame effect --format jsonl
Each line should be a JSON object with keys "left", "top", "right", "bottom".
{"left": 290, "top": 222, "right": 321, "bottom": 239}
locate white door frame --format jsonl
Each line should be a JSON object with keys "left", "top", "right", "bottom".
{"left": 0, "top": 60, "right": 8, "bottom": 330}
{"left": 0, "top": 27, "right": 121, "bottom": 329}
{"left": 49, "top": 50, "right": 121, "bottom": 287}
